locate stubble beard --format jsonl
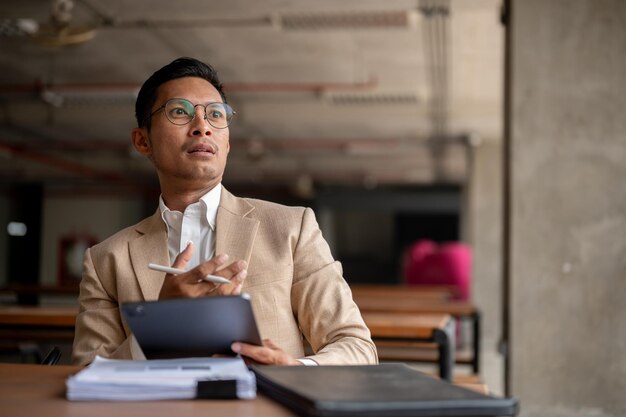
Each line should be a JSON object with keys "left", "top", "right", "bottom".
{"left": 148, "top": 135, "right": 226, "bottom": 185}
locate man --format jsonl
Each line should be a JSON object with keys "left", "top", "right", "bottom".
{"left": 72, "top": 57, "right": 377, "bottom": 366}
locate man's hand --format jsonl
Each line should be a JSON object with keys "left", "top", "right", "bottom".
{"left": 231, "top": 339, "right": 303, "bottom": 366}
{"left": 158, "top": 242, "right": 248, "bottom": 300}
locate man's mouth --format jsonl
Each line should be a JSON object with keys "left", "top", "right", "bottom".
{"left": 187, "top": 144, "right": 216, "bottom": 154}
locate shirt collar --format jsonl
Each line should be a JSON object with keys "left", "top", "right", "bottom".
{"left": 159, "top": 183, "right": 222, "bottom": 231}
{"left": 200, "top": 183, "right": 221, "bottom": 230}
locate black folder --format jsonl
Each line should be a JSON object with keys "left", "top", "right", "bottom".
{"left": 251, "top": 364, "right": 518, "bottom": 417}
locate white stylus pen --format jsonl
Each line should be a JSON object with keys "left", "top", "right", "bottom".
{"left": 147, "top": 263, "right": 231, "bottom": 284}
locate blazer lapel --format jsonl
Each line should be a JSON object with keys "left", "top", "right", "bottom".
{"left": 129, "top": 210, "right": 169, "bottom": 301}
{"left": 216, "top": 187, "right": 259, "bottom": 265}
{"left": 128, "top": 188, "right": 258, "bottom": 301}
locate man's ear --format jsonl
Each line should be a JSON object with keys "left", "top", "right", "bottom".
{"left": 131, "top": 128, "right": 151, "bottom": 157}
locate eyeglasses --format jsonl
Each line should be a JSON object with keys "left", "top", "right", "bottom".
{"left": 144, "top": 98, "right": 235, "bottom": 129}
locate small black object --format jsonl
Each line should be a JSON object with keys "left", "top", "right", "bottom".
{"left": 196, "top": 379, "right": 238, "bottom": 399}
{"left": 41, "top": 346, "right": 61, "bottom": 365}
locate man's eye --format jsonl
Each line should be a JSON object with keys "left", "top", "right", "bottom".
{"left": 209, "top": 110, "right": 224, "bottom": 119}
{"left": 170, "top": 107, "right": 190, "bottom": 117}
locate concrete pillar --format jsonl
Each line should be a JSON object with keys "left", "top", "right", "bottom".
{"left": 508, "top": 1, "right": 626, "bottom": 416}
{"left": 467, "top": 139, "right": 504, "bottom": 393}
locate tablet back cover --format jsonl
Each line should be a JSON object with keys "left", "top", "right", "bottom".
{"left": 251, "top": 364, "right": 518, "bottom": 417}
{"left": 122, "top": 295, "right": 262, "bottom": 358}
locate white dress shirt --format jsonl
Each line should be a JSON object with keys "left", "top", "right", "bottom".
{"left": 159, "top": 183, "right": 221, "bottom": 268}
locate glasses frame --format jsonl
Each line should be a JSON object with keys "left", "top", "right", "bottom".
{"left": 143, "top": 98, "right": 235, "bottom": 129}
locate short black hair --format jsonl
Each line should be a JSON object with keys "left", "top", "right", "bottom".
{"left": 135, "top": 57, "right": 227, "bottom": 128}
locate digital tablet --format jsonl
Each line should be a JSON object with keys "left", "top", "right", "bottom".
{"left": 121, "top": 294, "right": 262, "bottom": 359}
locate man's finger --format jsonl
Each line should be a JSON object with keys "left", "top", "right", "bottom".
{"left": 193, "top": 254, "right": 230, "bottom": 278}
{"left": 231, "top": 342, "right": 273, "bottom": 363}
{"left": 263, "top": 339, "right": 280, "bottom": 350}
{"left": 171, "top": 241, "right": 194, "bottom": 270}
{"left": 231, "top": 339, "right": 300, "bottom": 365}
{"left": 213, "top": 268, "right": 247, "bottom": 295}
{"left": 227, "top": 269, "right": 247, "bottom": 292}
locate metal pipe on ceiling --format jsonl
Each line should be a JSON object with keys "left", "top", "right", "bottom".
{"left": 0, "top": 141, "right": 130, "bottom": 185}
{"left": 0, "top": 78, "right": 378, "bottom": 98}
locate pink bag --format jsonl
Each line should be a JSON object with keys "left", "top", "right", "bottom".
{"left": 403, "top": 240, "right": 472, "bottom": 301}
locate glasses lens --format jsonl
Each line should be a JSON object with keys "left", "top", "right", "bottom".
{"left": 161, "top": 99, "right": 234, "bottom": 128}
{"left": 164, "top": 99, "right": 195, "bottom": 125}
{"left": 206, "top": 103, "right": 234, "bottom": 129}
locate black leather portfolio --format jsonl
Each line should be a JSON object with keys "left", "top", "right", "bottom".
{"left": 251, "top": 364, "right": 518, "bottom": 417}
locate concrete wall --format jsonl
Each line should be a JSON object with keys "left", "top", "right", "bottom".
{"left": 509, "top": 1, "right": 626, "bottom": 416}
{"left": 467, "top": 139, "right": 504, "bottom": 394}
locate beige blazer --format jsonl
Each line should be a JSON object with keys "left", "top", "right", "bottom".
{"left": 72, "top": 187, "right": 377, "bottom": 366}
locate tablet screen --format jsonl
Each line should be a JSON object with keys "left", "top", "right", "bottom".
{"left": 121, "top": 295, "right": 262, "bottom": 359}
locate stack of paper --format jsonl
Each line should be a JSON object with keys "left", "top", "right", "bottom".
{"left": 66, "top": 356, "right": 256, "bottom": 401}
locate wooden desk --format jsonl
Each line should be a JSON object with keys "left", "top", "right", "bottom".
{"left": 0, "top": 306, "right": 77, "bottom": 327}
{"left": 0, "top": 363, "right": 295, "bottom": 417}
{"left": 362, "top": 312, "right": 455, "bottom": 381}
{"left": 0, "top": 306, "right": 77, "bottom": 345}
{"left": 352, "top": 287, "right": 481, "bottom": 374}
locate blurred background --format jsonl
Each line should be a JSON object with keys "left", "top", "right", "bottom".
{"left": 0, "top": 1, "right": 624, "bottom": 416}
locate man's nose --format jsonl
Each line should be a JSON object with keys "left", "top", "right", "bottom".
{"left": 190, "top": 105, "right": 212, "bottom": 136}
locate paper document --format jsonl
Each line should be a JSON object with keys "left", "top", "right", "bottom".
{"left": 66, "top": 355, "right": 256, "bottom": 401}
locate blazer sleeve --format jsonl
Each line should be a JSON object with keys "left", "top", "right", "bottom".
{"left": 72, "top": 247, "right": 143, "bottom": 366}
{"left": 290, "top": 208, "right": 378, "bottom": 365}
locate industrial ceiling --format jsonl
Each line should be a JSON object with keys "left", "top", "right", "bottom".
{"left": 0, "top": 0, "right": 503, "bottom": 193}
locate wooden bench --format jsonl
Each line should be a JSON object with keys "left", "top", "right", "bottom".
{"left": 0, "top": 305, "right": 77, "bottom": 363}
{"left": 350, "top": 284, "right": 455, "bottom": 301}
{"left": 361, "top": 312, "right": 455, "bottom": 381}
{"left": 0, "top": 306, "right": 77, "bottom": 341}
{"left": 351, "top": 285, "right": 482, "bottom": 373}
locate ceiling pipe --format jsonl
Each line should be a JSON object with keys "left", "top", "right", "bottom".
{"left": 73, "top": 5, "right": 419, "bottom": 30}
{"left": 0, "top": 78, "right": 378, "bottom": 97}
{"left": 0, "top": 136, "right": 465, "bottom": 155}
{"left": 232, "top": 138, "right": 404, "bottom": 153}
{"left": 232, "top": 135, "right": 467, "bottom": 152}
{"left": 0, "top": 141, "right": 131, "bottom": 185}
{"left": 224, "top": 79, "right": 377, "bottom": 93}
